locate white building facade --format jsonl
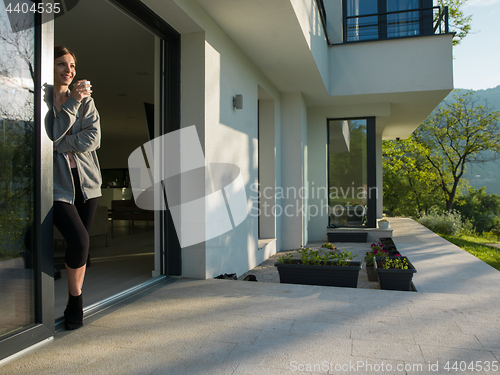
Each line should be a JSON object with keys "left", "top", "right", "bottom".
{"left": 0, "top": 0, "right": 452, "bottom": 361}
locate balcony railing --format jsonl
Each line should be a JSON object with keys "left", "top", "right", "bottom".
{"left": 315, "top": 1, "right": 450, "bottom": 45}
{"left": 344, "top": 6, "right": 448, "bottom": 42}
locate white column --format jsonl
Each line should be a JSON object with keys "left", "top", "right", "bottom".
{"left": 259, "top": 99, "right": 276, "bottom": 239}
{"left": 180, "top": 32, "right": 207, "bottom": 278}
{"left": 280, "top": 93, "right": 307, "bottom": 250}
{"left": 376, "top": 133, "right": 383, "bottom": 218}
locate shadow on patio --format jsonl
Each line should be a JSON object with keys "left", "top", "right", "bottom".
{"left": 2, "top": 218, "right": 500, "bottom": 374}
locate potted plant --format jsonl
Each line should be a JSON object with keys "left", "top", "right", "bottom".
{"left": 378, "top": 219, "right": 390, "bottom": 230}
{"left": 364, "top": 243, "right": 388, "bottom": 282}
{"left": 374, "top": 255, "right": 417, "bottom": 291}
{"left": 275, "top": 246, "right": 362, "bottom": 288}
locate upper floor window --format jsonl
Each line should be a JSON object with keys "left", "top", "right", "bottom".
{"left": 344, "top": 0, "right": 434, "bottom": 42}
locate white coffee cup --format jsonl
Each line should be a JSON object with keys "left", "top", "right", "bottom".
{"left": 84, "top": 81, "right": 91, "bottom": 91}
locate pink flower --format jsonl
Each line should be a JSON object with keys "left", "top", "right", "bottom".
{"left": 395, "top": 254, "right": 401, "bottom": 257}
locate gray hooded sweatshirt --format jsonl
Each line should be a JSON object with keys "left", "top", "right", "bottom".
{"left": 47, "top": 89, "right": 102, "bottom": 204}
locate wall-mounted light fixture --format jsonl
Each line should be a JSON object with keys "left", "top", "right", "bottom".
{"left": 233, "top": 94, "right": 243, "bottom": 110}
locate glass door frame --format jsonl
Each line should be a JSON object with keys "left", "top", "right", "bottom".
{"left": 0, "top": 9, "right": 55, "bottom": 362}
{"left": 327, "top": 117, "right": 377, "bottom": 228}
{"left": 107, "top": 0, "right": 182, "bottom": 276}
{"left": 0, "top": 0, "right": 182, "bottom": 362}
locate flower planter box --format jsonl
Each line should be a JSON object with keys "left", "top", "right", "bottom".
{"left": 387, "top": 249, "right": 400, "bottom": 256}
{"left": 366, "top": 265, "right": 378, "bottom": 282}
{"left": 374, "top": 256, "right": 416, "bottom": 291}
{"left": 327, "top": 232, "right": 367, "bottom": 243}
{"left": 379, "top": 237, "right": 398, "bottom": 253}
{"left": 275, "top": 261, "right": 362, "bottom": 288}
{"left": 379, "top": 237, "right": 395, "bottom": 246}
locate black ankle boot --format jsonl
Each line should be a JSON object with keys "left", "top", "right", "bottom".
{"left": 64, "top": 293, "right": 83, "bottom": 330}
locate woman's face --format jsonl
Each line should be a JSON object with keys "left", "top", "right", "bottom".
{"left": 54, "top": 54, "right": 76, "bottom": 87}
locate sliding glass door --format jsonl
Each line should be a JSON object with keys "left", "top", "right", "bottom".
{"left": 0, "top": 4, "right": 54, "bottom": 362}
{"left": 0, "top": 3, "right": 36, "bottom": 340}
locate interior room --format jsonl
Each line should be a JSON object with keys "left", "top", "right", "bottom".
{"left": 53, "top": 0, "right": 158, "bottom": 318}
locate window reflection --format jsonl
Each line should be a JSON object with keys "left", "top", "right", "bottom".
{"left": 387, "top": 0, "right": 420, "bottom": 38}
{"left": 328, "top": 119, "right": 367, "bottom": 227}
{"left": 346, "top": 0, "right": 379, "bottom": 41}
{"left": 0, "top": 3, "right": 36, "bottom": 337}
{"left": 345, "top": 0, "right": 431, "bottom": 41}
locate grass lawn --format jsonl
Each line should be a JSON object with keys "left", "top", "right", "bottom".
{"left": 441, "top": 234, "right": 500, "bottom": 272}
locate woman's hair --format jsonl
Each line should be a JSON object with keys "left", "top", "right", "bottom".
{"left": 54, "top": 46, "right": 77, "bottom": 65}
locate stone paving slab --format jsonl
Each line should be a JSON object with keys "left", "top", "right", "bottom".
{"left": 2, "top": 218, "right": 500, "bottom": 374}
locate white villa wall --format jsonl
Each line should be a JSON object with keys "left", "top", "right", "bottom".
{"left": 323, "top": 0, "right": 343, "bottom": 44}
{"left": 376, "top": 134, "right": 383, "bottom": 218}
{"left": 147, "top": 0, "right": 282, "bottom": 278}
{"left": 281, "top": 93, "right": 308, "bottom": 250}
{"left": 290, "top": 0, "right": 330, "bottom": 91}
{"left": 142, "top": 0, "right": 452, "bottom": 277}
{"left": 180, "top": 31, "right": 208, "bottom": 278}
{"left": 307, "top": 109, "right": 328, "bottom": 243}
{"left": 258, "top": 98, "right": 276, "bottom": 240}
{"left": 329, "top": 34, "right": 453, "bottom": 97}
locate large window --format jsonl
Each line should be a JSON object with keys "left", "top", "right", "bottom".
{"left": 328, "top": 118, "right": 376, "bottom": 228}
{"left": 0, "top": 2, "right": 36, "bottom": 338}
{"left": 344, "top": 0, "right": 434, "bottom": 42}
{"left": 345, "top": 0, "right": 379, "bottom": 41}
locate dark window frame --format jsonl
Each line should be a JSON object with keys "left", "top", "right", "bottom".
{"left": 327, "top": 117, "right": 377, "bottom": 228}
{"left": 0, "top": 8, "right": 55, "bottom": 362}
{"left": 0, "top": 0, "right": 182, "bottom": 361}
{"left": 341, "top": 0, "right": 435, "bottom": 43}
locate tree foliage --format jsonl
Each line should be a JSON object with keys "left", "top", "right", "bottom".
{"left": 455, "top": 187, "right": 500, "bottom": 233}
{"left": 413, "top": 91, "right": 500, "bottom": 211}
{"left": 437, "top": 0, "right": 472, "bottom": 46}
{"left": 383, "top": 91, "right": 500, "bottom": 218}
{"left": 383, "top": 137, "right": 446, "bottom": 217}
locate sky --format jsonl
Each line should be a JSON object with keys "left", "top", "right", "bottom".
{"left": 452, "top": 0, "right": 500, "bottom": 90}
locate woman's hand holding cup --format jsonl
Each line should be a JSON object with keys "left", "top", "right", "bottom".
{"left": 71, "top": 80, "right": 92, "bottom": 102}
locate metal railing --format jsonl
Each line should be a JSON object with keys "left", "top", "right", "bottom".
{"left": 344, "top": 6, "right": 449, "bottom": 42}
{"left": 315, "top": 1, "right": 449, "bottom": 45}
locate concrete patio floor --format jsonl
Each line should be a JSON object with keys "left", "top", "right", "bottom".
{"left": 2, "top": 218, "right": 500, "bottom": 374}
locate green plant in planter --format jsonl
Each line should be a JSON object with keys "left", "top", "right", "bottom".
{"left": 321, "top": 242, "right": 336, "bottom": 250}
{"left": 277, "top": 246, "right": 356, "bottom": 266}
{"left": 380, "top": 255, "right": 410, "bottom": 269}
{"left": 327, "top": 249, "right": 356, "bottom": 266}
{"left": 297, "top": 247, "right": 323, "bottom": 265}
{"left": 277, "top": 252, "right": 293, "bottom": 264}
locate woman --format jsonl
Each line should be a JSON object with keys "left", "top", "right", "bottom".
{"left": 51, "top": 46, "right": 101, "bottom": 330}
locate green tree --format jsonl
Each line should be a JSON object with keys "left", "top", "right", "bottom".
{"left": 455, "top": 187, "right": 500, "bottom": 233}
{"left": 413, "top": 91, "right": 500, "bottom": 211}
{"left": 437, "top": 0, "right": 472, "bottom": 46}
{"left": 383, "top": 137, "right": 445, "bottom": 216}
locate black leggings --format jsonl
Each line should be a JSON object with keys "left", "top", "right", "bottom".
{"left": 54, "top": 168, "right": 99, "bottom": 269}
